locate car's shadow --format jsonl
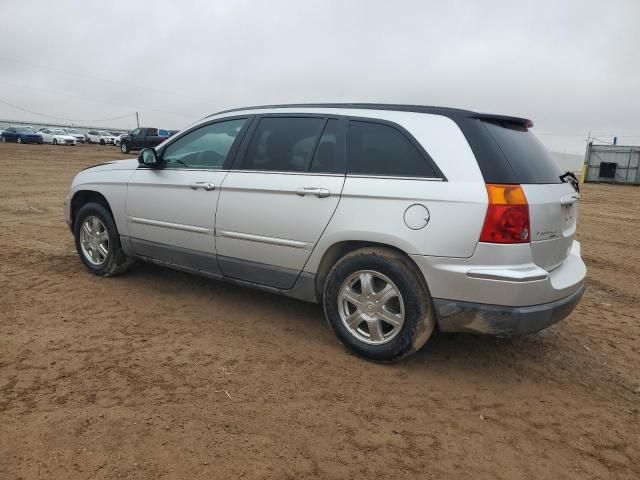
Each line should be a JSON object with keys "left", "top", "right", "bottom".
{"left": 124, "top": 262, "right": 571, "bottom": 379}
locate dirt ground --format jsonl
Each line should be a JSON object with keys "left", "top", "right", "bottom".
{"left": 0, "top": 142, "right": 638, "bottom": 480}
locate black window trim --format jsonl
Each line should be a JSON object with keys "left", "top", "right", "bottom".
{"left": 345, "top": 116, "right": 446, "bottom": 181}
{"left": 230, "top": 113, "right": 347, "bottom": 175}
{"left": 147, "top": 114, "right": 254, "bottom": 171}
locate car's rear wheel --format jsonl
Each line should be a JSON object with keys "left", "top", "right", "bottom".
{"left": 323, "top": 247, "right": 435, "bottom": 362}
{"left": 53, "top": 138, "right": 58, "bottom": 145}
{"left": 120, "top": 141, "right": 129, "bottom": 154}
{"left": 74, "top": 202, "right": 133, "bottom": 277}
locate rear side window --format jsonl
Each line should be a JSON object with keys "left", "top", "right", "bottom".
{"left": 348, "top": 121, "right": 437, "bottom": 177}
{"left": 482, "top": 121, "right": 562, "bottom": 183}
{"left": 310, "top": 119, "right": 341, "bottom": 173}
{"left": 242, "top": 117, "right": 324, "bottom": 172}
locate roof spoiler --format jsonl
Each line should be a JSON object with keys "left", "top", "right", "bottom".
{"left": 472, "top": 113, "right": 534, "bottom": 128}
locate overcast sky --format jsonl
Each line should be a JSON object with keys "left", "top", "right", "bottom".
{"left": 1, "top": 0, "right": 638, "bottom": 153}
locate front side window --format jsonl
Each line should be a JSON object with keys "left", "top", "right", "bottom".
{"left": 146, "top": 128, "right": 158, "bottom": 136}
{"left": 241, "top": 117, "right": 324, "bottom": 172}
{"left": 348, "top": 121, "right": 436, "bottom": 177}
{"left": 130, "top": 129, "right": 140, "bottom": 136}
{"left": 162, "top": 118, "right": 247, "bottom": 169}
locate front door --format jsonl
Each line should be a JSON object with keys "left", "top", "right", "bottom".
{"left": 125, "top": 117, "right": 250, "bottom": 274}
{"left": 216, "top": 116, "right": 346, "bottom": 289}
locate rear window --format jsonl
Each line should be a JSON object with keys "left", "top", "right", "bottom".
{"left": 482, "top": 121, "right": 562, "bottom": 184}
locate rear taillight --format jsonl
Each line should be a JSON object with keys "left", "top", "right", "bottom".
{"left": 480, "top": 184, "right": 530, "bottom": 243}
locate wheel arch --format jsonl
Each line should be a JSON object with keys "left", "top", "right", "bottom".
{"left": 70, "top": 190, "right": 115, "bottom": 230}
{"left": 312, "top": 240, "right": 426, "bottom": 301}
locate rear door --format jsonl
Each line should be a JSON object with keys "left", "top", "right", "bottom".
{"left": 215, "top": 115, "right": 346, "bottom": 289}
{"left": 480, "top": 121, "right": 578, "bottom": 271}
{"left": 144, "top": 128, "right": 164, "bottom": 148}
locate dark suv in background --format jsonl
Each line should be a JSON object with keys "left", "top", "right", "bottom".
{"left": 119, "top": 128, "right": 172, "bottom": 153}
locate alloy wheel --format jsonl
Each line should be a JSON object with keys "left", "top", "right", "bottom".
{"left": 338, "top": 270, "right": 405, "bottom": 345}
{"left": 79, "top": 216, "right": 109, "bottom": 266}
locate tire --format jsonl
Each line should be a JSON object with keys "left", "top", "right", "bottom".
{"left": 1, "top": 136, "right": 5, "bottom": 142}
{"left": 323, "top": 247, "right": 435, "bottom": 362}
{"left": 120, "top": 141, "right": 129, "bottom": 154}
{"left": 99, "top": 139, "right": 105, "bottom": 145}
{"left": 74, "top": 202, "right": 133, "bottom": 277}
{"left": 17, "top": 137, "right": 22, "bottom": 144}
{"left": 53, "top": 138, "right": 58, "bottom": 145}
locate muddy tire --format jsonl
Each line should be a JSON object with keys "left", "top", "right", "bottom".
{"left": 323, "top": 247, "right": 435, "bottom": 362}
{"left": 74, "top": 202, "right": 133, "bottom": 277}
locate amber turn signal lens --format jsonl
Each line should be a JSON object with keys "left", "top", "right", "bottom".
{"left": 485, "top": 184, "right": 528, "bottom": 205}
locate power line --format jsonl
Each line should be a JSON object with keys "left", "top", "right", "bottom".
{"left": 0, "top": 55, "right": 219, "bottom": 107}
{"left": 0, "top": 79, "right": 194, "bottom": 118}
{"left": 0, "top": 98, "right": 135, "bottom": 123}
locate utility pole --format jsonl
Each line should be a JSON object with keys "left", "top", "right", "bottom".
{"left": 136, "top": 111, "right": 140, "bottom": 128}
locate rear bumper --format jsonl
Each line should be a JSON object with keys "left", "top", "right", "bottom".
{"left": 412, "top": 240, "right": 587, "bottom": 335}
{"left": 433, "top": 282, "right": 585, "bottom": 335}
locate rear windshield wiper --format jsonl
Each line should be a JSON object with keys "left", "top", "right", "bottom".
{"left": 560, "top": 171, "right": 579, "bottom": 193}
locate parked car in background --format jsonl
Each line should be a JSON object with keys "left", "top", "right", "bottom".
{"left": 64, "top": 104, "right": 586, "bottom": 361}
{"left": 63, "top": 129, "right": 87, "bottom": 143}
{"left": 86, "top": 130, "right": 116, "bottom": 145}
{"left": 119, "top": 127, "right": 170, "bottom": 153}
{"left": 38, "top": 128, "right": 77, "bottom": 145}
{"left": 113, "top": 133, "right": 127, "bottom": 147}
{"left": 1, "top": 126, "right": 43, "bottom": 144}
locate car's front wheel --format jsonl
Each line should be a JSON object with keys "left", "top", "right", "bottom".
{"left": 99, "top": 139, "right": 105, "bottom": 145}
{"left": 17, "top": 137, "right": 22, "bottom": 144}
{"left": 323, "top": 247, "right": 435, "bottom": 362}
{"left": 53, "top": 138, "right": 58, "bottom": 145}
{"left": 74, "top": 202, "right": 133, "bottom": 276}
{"left": 120, "top": 141, "right": 129, "bottom": 154}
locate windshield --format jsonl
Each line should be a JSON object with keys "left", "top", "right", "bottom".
{"left": 15, "top": 127, "right": 34, "bottom": 133}
{"left": 99, "top": 131, "right": 111, "bottom": 136}
{"left": 66, "top": 129, "right": 79, "bottom": 134}
{"left": 52, "top": 129, "right": 67, "bottom": 135}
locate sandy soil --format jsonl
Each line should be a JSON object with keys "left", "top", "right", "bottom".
{"left": 0, "top": 142, "right": 638, "bottom": 480}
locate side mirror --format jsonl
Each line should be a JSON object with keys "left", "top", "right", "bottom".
{"left": 138, "top": 148, "right": 160, "bottom": 167}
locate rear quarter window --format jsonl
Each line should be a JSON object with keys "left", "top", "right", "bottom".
{"left": 482, "top": 121, "right": 563, "bottom": 184}
{"left": 348, "top": 120, "right": 438, "bottom": 177}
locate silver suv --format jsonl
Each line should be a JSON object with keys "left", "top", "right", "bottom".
{"left": 64, "top": 104, "right": 586, "bottom": 361}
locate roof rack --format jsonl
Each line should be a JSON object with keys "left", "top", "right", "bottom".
{"left": 207, "top": 103, "right": 533, "bottom": 127}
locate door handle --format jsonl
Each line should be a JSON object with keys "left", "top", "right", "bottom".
{"left": 189, "top": 182, "right": 215, "bottom": 191}
{"left": 295, "top": 187, "right": 330, "bottom": 198}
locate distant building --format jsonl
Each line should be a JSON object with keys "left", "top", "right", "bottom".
{"left": 583, "top": 143, "right": 640, "bottom": 184}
